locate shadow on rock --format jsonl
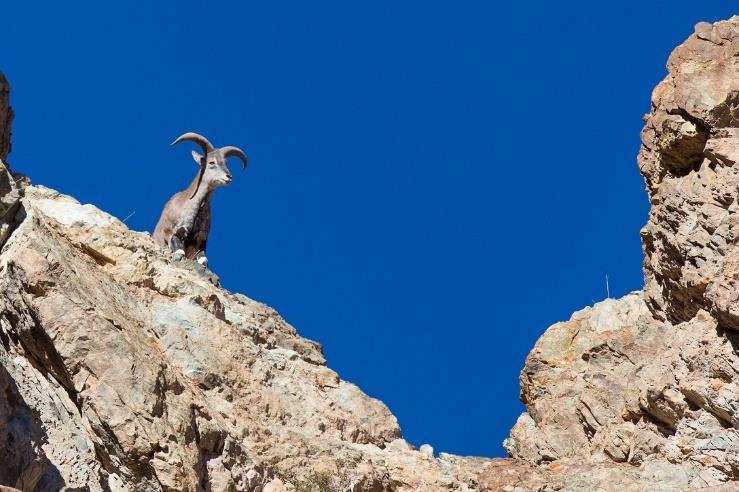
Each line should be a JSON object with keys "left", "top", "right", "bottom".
{"left": 0, "top": 359, "right": 64, "bottom": 492}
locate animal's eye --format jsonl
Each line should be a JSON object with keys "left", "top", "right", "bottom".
{"left": 209, "top": 162, "right": 216, "bottom": 167}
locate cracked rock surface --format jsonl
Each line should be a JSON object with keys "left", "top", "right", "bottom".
{"left": 490, "top": 16, "right": 739, "bottom": 491}
{"left": 639, "top": 17, "right": 739, "bottom": 326}
{"left": 4, "top": 16, "right": 739, "bottom": 492}
{"left": 0, "top": 186, "right": 488, "bottom": 490}
{"left": 0, "top": 73, "right": 21, "bottom": 247}
{"left": 0, "top": 73, "right": 11, "bottom": 162}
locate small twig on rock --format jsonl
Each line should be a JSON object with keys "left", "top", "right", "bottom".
{"left": 122, "top": 211, "right": 136, "bottom": 223}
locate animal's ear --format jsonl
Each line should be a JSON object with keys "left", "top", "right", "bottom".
{"left": 191, "top": 151, "right": 204, "bottom": 165}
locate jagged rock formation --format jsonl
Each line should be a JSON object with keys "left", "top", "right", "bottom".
{"left": 0, "top": 74, "right": 21, "bottom": 247}
{"left": 0, "top": 183, "right": 488, "bottom": 490}
{"left": 489, "top": 16, "right": 739, "bottom": 491}
{"left": 0, "top": 73, "right": 12, "bottom": 162}
{"left": 0, "top": 72, "right": 13, "bottom": 161}
{"left": 639, "top": 18, "right": 739, "bottom": 327}
{"left": 3, "top": 17, "right": 739, "bottom": 492}
{"left": 498, "top": 296, "right": 739, "bottom": 490}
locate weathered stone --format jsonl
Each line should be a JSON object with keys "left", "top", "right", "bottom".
{"left": 0, "top": 185, "right": 489, "bottom": 490}
{"left": 506, "top": 293, "right": 739, "bottom": 486}
{"left": 0, "top": 75, "right": 21, "bottom": 248}
{"left": 639, "top": 16, "right": 739, "bottom": 327}
{"left": 419, "top": 444, "right": 434, "bottom": 458}
{"left": 0, "top": 159, "right": 22, "bottom": 247}
{"left": 499, "top": 17, "right": 739, "bottom": 489}
{"left": 478, "top": 457, "right": 735, "bottom": 492}
{"left": 5, "top": 15, "right": 739, "bottom": 491}
{"left": 0, "top": 73, "right": 11, "bottom": 162}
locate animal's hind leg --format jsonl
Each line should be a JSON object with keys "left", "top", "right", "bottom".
{"left": 194, "top": 238, "right": 208, "bottom": 267}
{"left": 170, "top": 227, "right": 187, "bottom": 260}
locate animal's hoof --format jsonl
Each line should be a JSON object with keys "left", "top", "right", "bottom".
{"left": 197, "top": 256, "right": 209, "bottom": 267}
{"left": 172, "top": 249, "right": 185, "bottom": 261}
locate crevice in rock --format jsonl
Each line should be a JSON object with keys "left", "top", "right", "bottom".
{"left": 88, "top": 406, "right": 164, "bottom": 492}
{"left": 0, "top": 195, "right": 26, "bottom": 253}
{"left": 680, "top": 388, "right": 735, "bottom": 429}
{"left": 661, "top": 108, "right": 711, "bottom": 178}
{"left": 12, "top": 306, "right": 76, "bottom": 398}
{"left": 187, "top": 405, "right": 211, "bottom": 492}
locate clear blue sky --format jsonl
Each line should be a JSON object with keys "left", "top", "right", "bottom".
{"left": 3, "top": 2, "right": 735, "bottom": 458}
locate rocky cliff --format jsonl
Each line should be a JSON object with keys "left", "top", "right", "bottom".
{"left": 496, "top": 16, "right": 739, "bottom": 490}
{"left": 0, "top": 74, "right": 12, "bottom": 162}
{"left": 2, "top": 16, "right": 739, "bottom": 492}
{"left": 0, "top": 74, "right": 20, "bottom": 247}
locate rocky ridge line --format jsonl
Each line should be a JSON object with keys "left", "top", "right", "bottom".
{"left": 494, "top": 15, "right": 739, "bottom": 491}
{"left": 3, "top": 17, "right": 739, "bottom": 492}
{"left": 0, "top": 77, "right": 487, "bottom": 489}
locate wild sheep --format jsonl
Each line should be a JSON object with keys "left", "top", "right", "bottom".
{"left": 153, "top": 132, "right": 247, "bottom": 267}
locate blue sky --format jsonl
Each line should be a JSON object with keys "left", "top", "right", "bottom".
{"left": 3, "top": 2, "right": 736, "bottom": 457}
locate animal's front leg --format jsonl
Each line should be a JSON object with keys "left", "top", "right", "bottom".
{"left": 170, "top": 226, "right": 188, "bottom": 260}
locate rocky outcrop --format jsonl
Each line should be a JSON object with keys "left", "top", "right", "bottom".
{"left": 0, "top": 73, "right": 21, "bottom": 248}
{"left": 0, "top": 158, "right": 21, "bottom": 247}
{"left": 0, "top": 185, "right": 488, "bottom": 490}
{"left": 639, "top": 17, "right": 739, "bottom": 326}
{"left": 501, "top": 295, "right": 739, "bottom": 489}
{"left": 494, "top": 16, "right": 739, "bottom": 491}
{"left": 3, "top": 16, "right": 739, "bottom": 492}
{"left": 0, "top": 73, "right": 11, "bottom": 162}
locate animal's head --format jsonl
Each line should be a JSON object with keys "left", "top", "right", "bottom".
{"left": 171, "top": 132, "right": 248, "bottom": 198}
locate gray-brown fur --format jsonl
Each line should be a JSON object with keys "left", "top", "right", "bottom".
{"left": 153, "top": 132, "right": 247, "bottom": 266}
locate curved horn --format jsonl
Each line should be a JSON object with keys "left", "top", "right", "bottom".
{"left": 171, "top": 133, "right": 213, "bottom": 199}
{"left": 171, "top": 132, "right": 215, "bottom": 155}
{"left": 220, "top": 146, "right": 248, "bottom": 169}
